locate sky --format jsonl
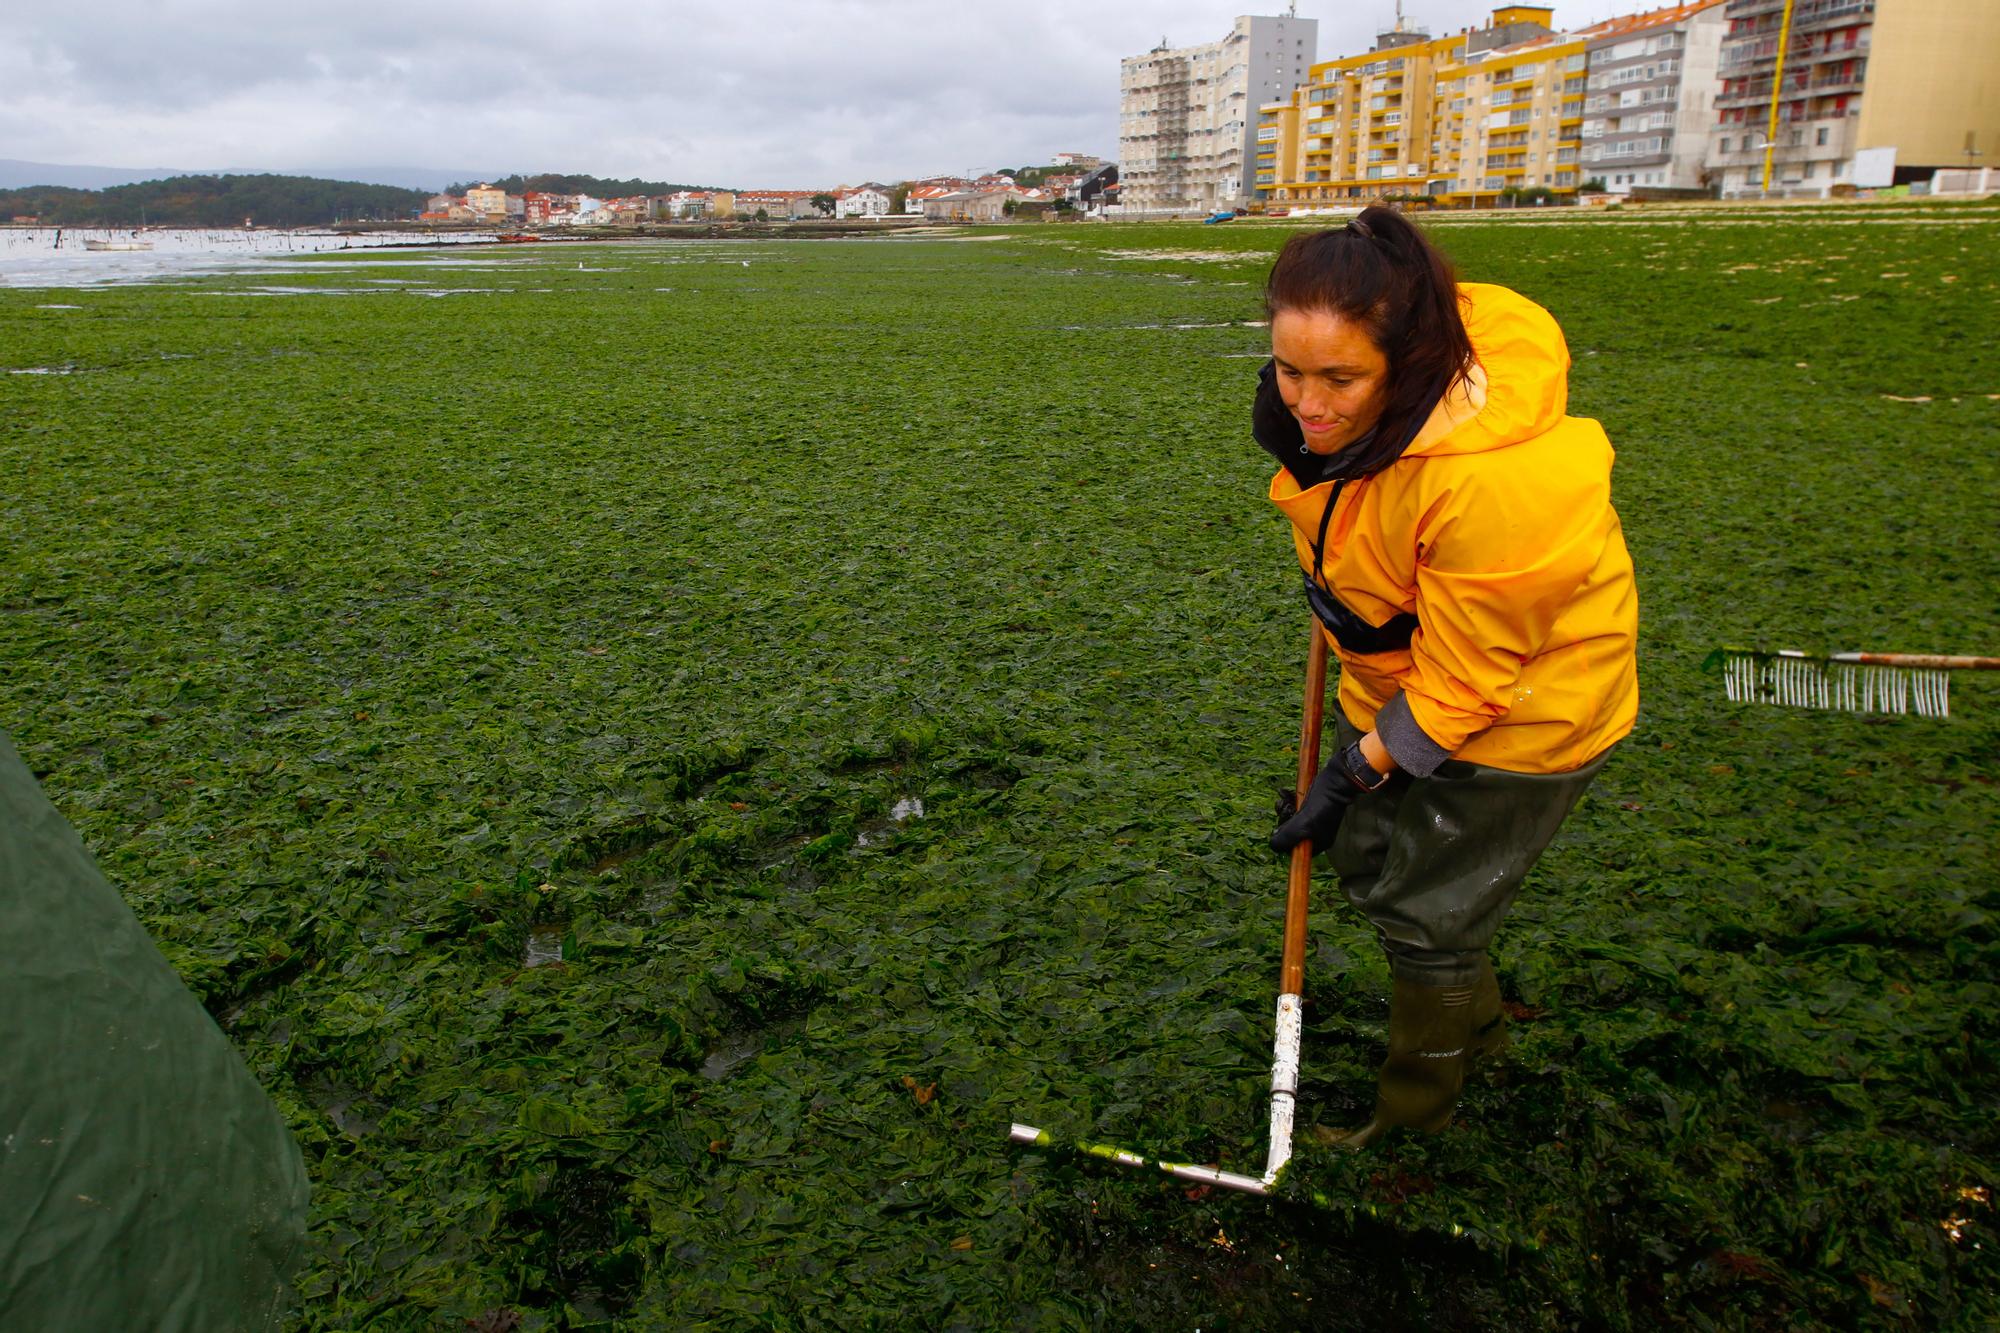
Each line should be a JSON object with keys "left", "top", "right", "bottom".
{"left": 3, "top": 1, "right": 1640, "bottom": 190}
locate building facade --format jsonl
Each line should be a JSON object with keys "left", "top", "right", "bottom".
{"left": 1257, "top": 6, "right": 1597, "bottom": 208}
{"left": 921, "top": 190, "right": 1009, "bottom": 222}
{"left": 1580, "top": 2, "right": 1727, "bottom": 194}
{"left": 836, "top": 185, "right": 893, "bottom": 217}
{"left": 464, "top": 184, "right": 508, "bottom": 220}
{"left": 1119, "top": 12, "right": 1319, "bottom": 211}
{"left": 1706, "top": 0, "right": 2000, "bottom": 198}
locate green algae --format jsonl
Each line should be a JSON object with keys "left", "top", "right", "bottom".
{"left": 1, "top": 214, "right": 1996, "bottom": 1327}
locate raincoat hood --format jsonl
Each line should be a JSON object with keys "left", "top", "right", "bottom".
{"left": 1401, "top": 282, "right": 1573, "bottom": 460}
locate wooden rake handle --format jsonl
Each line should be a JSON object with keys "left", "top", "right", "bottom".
{"left": 1281, "top": 626, "right": 1331, "bottom": 997}
{"left": 1835, "top": 653, "right": 2000, "bottom": 670}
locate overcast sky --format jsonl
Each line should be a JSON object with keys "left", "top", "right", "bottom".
{"left": 4, "top": 1, "right": 1638, "bottom": 189}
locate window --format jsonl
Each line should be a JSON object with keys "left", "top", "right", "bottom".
{"left": 1816, "top": 127, "right": 1829, "bottom": 146}
{"left": 1720, "top": 136, "right": 1732, "bottom": 152}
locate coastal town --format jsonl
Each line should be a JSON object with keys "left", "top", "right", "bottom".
{"left": 422, "top": 0, "right": 1995, "bottom": 233}
{"left": 419, "top": 155, "right": 1120, "bottom": 228}
{"left": 7, "top": 1, "right": 1991, "bottom": 235}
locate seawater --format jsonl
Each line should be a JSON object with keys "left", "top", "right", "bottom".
{"left": 0, "top": 226, "right": 507, "bottom": 288}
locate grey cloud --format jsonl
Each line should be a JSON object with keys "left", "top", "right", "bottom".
{"left": 3, "top": 1, "right": 1525, "bottom": 187}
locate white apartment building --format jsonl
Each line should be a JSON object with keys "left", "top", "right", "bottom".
{"left": 1119, "top": 12, "right": 1319, "bottom": 210}
{"left": 1581, "top": 1, "right": 1728, "bottom": 194}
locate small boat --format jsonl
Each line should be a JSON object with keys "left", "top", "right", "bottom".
{"left": 83, "top": 239, "right": 154, "bottom": 252}
{"left": 493, "top": 232, "right": 542, "bottom": 243}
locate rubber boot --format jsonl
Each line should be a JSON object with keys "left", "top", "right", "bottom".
{"left": 1322, "top": 974, "right": 1476, "bottom": 1150}
{"left": 1467, "top": 954, "right": 1509, "bottom": 1067}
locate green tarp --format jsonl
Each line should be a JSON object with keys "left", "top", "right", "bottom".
{"left": 1, "top": 728, "right": 308, "bottom": 1330}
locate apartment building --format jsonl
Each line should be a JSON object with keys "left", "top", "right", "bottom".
{"left": 1436, "top": 14, "right": 1591, "bottom": 204}
{"left": 1582, "top": 1, "right": 1728, "bottom": 193}
{"left": 1707, "top": 0, "right": 2000, "bottom": 198}
{"left": 1256, "top": 19, "right": 1445, "bottom": 201}
{"left": 1258, "top": 6, "right": 1594, "bottom": 208}
{"left": 1119, "top": 12, "right": 1319, "bottom": 211}
{"left": 463, "top": 183, "right": 509, "bottom": 221}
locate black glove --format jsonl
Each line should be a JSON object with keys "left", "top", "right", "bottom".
{"left": 1270, "top": 759, "right": 1357, "bottom": 854}
{"left": 1275, "top": 739, "right": 1398, "bottom": 853}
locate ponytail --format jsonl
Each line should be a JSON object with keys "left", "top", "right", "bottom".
{"left": 1263, "top": 205, "right": 1475, "bottom": 476}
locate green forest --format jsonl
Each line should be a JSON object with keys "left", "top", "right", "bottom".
{"left": 441, "top": 173, "right": 725, "bottom": 199}
{"left": 0, "top": 174, "right": 429, "bottom": 228}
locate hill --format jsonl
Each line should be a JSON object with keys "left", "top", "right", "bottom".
{"left": 444, "top": 173, "right": 731, "bottom": 198}
{"left": 0, "top": 159, "right": 487, "bottom": 192}
{"left": 0, "top": 174, "right": 428, "bottom": 228}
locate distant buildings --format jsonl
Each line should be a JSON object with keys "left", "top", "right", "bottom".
{"left": 405, "top": 154, "right": 1127, "bottom": 230}
{"left": 463, "top": 183, "right": 509, "bottom": 221}
{"left": 1256, "top": 5, "right": 1598, "bottom": 209}
{"left": 1119, "top": 12, "right": 1320, "bottom": 211}
{"left": 920, "top": 190, "right": 1011, "bottom": 222}
{"left": 1248, "top": 1, "right": 1998, "bottom": 207}
{"left": 1708, "top": 0, "right": 1998, "bottom": 198}
{"left": 836, "top": 184, "right": 893, "bottom": 217}
{"left": 1582, "top": 2, "right": 1727, "bottom": 195}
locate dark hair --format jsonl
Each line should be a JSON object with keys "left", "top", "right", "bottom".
{"left": 1263, "top": 205, "right": 1475, "bottom": 476}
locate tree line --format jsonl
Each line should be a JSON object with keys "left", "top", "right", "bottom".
{"left": 0, "top": 175, "right": 430, "bottom": 228}
{"left": 442, "top": 173, "right": 727, "bottom": 199}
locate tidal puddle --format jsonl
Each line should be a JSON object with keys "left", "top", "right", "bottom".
{"left": 524, "top": 925, "right": 566, "bottom": 968}
{"left": 203, "top": 286, "right": 397, "bottom": 297}
{"left": 701, "top": 1030, "right": 763, "bottom": 1081}
{"left": 857, "top": 796, "right": 924, "bottom": 848}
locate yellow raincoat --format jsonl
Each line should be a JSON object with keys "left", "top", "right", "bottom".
{"left": 1268, "top": 283, "right": 1638, "bottom": 774}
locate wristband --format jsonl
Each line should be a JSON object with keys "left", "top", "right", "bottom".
{"left": 1338, "top": 740, "right": 1391, "bottom": 793}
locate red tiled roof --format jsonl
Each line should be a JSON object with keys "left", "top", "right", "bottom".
{"left": 1576, "top": 0, "right": 1728, "bottom": 40}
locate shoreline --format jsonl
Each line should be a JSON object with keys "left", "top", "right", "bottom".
{"left": 0, "top": 217, "right": 949, "bottom": 242}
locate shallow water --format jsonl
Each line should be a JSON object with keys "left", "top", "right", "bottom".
{"left": 0, "top": 226, "right": 507, "bottom": 288}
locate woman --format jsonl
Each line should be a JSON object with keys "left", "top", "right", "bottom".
{"left": 1259, "top": 206, "right": 1638, "bottom": 1149}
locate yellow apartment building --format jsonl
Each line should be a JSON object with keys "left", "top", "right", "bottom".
{"left": 1259, "top": 6, "right": 1597, "bottom": 207}
{"left": 463, "top": 184, "right": 509, "bottom": 220}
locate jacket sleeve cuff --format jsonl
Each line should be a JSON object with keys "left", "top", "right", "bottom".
{"left": 1375, "top": 692, "right": 1452, "bottom": 778}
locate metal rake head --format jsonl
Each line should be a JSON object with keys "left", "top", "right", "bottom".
{"left": 1707, "top": 649, "right": 1952, "bottom": 719}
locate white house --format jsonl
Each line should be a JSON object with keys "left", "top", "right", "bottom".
{"left": 836, "top": 184, "right": 892, "bottom": 217}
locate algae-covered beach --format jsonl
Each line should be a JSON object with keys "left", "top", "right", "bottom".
{"left": 3, "top": 210, "right": 1996, "bottom": 1327}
